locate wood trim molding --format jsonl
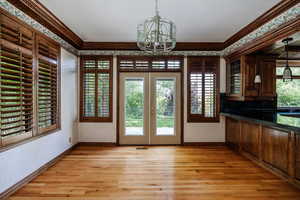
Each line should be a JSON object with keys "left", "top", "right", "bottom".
{"left": 5, "top": 0, "right": 300, "bottom": 52}
{"left": 81, "top": 42, "right": 224, "bottom": 51}
{"left": 77, "top": 142, "right": 117, "bottom": 146}
{"left": 226, "top": 15, "right": 300, "bottom": 60}
{"left": 6, "top": 0, "right": 83, "bottom": 49}
{"left": 223, "top": 0, "right": 299, "bottom": 48}
{"left": 0, "top": 144, "right": 78, "bottom": 200}
{"left": 183, "top": 142, "right": 225, "bottom": 146}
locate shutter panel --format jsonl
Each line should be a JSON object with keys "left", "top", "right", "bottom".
{"left": 80, "top": 56, "right": 113, "bottom": 122}
{"left": 0, "top": 14, "right": 34, "bottom": 146}
{"left": 187, "top": 57, "right": 220, "bottom": 122}
{"left": 190, "top": 73, "right": 203, "bottom": 115}
{"left": 118, "top": 56, "right": 183, "bottom": 72}
{"left": 37, "top": 35, "right": 60, "bottom": 134}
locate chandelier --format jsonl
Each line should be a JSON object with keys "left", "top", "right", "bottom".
{"left": 137, "top": 0, "right": 176, "bottom": 53}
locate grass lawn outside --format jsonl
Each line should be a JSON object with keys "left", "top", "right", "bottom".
{"left": 126, "top": 116, "right": 174, "bottom": 128}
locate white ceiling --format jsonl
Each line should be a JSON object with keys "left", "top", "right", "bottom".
{"left": 39, "top": 0, "right": 281, "bottom": 42}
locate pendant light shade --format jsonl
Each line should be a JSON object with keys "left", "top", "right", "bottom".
{"left": 282, "top": 38, "right": 293, "bottom": 82}
{"left": 254, "top": 74, "right": 262, "bottom": 84}
{"left": 283, "top": 65, "right": 293, "bottom": 82}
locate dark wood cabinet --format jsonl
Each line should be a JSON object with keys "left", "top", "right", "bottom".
{"left": 259, "top": 59, "right": 276, "bottom": 97}
{"left": 296, "top": 134, "right": 300, "bottom": 180}
{"left": 227, "top": 55, "right": 257, "bottom": 100}
{"left": 243, "top": 55, "right": 259, "bottom": 97}
{"left": 226, "top": 117, "right": 240, "bottom": 150}
{"left": 225, "top": 116, "right": 300, "bottom": 187}
{"left": 262, "top": 127, "right": 289, "bottom": 174}
{"left": 226, "top": 55, "right": 276, "bottom": 101}
{"left": 241, "top": 121, "right": 260, "bottom": 158}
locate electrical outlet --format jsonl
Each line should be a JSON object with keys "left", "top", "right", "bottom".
{"left": 69, "top": 137, "right": 72, "bottom": 144}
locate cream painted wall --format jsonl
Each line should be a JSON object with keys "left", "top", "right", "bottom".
{"left": 0, "top": 48, "right": 78, "bottom": 193}
{"left": 78, "top": 56, "right": 226, "bottom": 143}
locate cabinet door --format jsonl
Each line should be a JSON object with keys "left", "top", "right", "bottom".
{"left": 243, "top": 55, "right": 258, "bottom": 97}
{"left": 228, "top": 60, "right": 241, "bottom": 96}
{"left": 260, "top": 60, "right": 276, "bottom": 97}
{"left": 241, "top": 121, "right": 260, "bottom": 158}
{"left": 262, "top": 127, "right": 289, "bottom": 174}
{"left": 226, "top": 117, "right": 240, "bottom": 151}
{"left": 296, "top": 134, "right": 300, "bottom": 180}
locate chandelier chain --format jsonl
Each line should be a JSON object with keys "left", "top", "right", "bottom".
{"left": 155, "top": 0, "right": 159, "bottom": 16}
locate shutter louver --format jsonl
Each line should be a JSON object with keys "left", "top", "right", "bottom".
{"left": 0, "top": 14, "right": 34, "bottom": 145}
{"left": 118, "top": 56, "right": 183, "bottom": 72}
{"left": 187, "top": 57, "right": 219, "bottom": 122}
{"left": 80, "top": 56, "right": 113, "bottom": 122}
{"left": 37, "top": 35, "right": 60, "bottom": 134}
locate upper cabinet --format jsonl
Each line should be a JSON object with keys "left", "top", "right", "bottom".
{"left": 226, "top": 55, "right": 276, "bottom": 101}
{"left": 258, "top": 59, "right": 276, "bottom": 97}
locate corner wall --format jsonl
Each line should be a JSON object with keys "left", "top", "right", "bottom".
{"left": 0, "top": 48, "right": 78, "bottom": 193}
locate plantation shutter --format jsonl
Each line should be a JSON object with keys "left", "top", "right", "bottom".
{"left": 80, "top": 56, "right": 113, "bottom": 122}
{"left": 0, "top": 15, "right": 34, "bottom": 146}
{"left": 187, "top": 57, "right": 220, "bottom": 122}
{"left": 37, "top": 35, "right": 60, "bottom": 134}
{"left": 118, "top": 56, "right": 183, "bottom": 72}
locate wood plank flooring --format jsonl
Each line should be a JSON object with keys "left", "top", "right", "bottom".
{"left": 9, "top": 146, "right": 300, "bottom": 200}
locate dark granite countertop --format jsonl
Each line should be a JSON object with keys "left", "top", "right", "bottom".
{"left": 220, "top": 111, "right": 300, "bottom": 133}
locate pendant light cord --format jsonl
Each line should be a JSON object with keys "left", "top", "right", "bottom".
{"left": 286, "top": 40, "right": 289, "bottom": 66}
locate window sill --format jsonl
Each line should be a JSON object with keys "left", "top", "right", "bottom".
{"left": 187, "top": 116, "right": 220, "bottom": 123}
{"left": 0, "top": 128, "right": 61, "bottom": 153}
{"left": 79, "top": 118, "right": 113, "bottom": 123}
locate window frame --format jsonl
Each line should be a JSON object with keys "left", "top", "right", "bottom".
{"left": 276, "top": 65, "right": 300, "bottom": 110}
{"left": 187, "top": 56, "right": 220, "bottom": 123}
{"left": 0, "top": 9, "right": 61, "bottom": 151}
{"left": 80, "top": 55, "right": 113, "bottom": 123}
{"left": 36, "top": 34, "right": 61, "bottom": 135}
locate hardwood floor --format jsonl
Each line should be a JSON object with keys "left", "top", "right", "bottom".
{"left": 9, "top": 146, "right": 300, "bottom": 200}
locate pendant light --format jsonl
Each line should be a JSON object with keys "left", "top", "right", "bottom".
{"left": 137, "top": 0, "right": 176, "bottom": 53}
{"left": 282, "top": 38, "right": 293, "bottom": 82}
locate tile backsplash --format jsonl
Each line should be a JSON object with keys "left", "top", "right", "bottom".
{"left": 220, "top": 93, "right": 277, "bottom": 114}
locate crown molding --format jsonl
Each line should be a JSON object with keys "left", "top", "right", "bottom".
{"left": 223, "top": 0, "right": 299, "bottom": 48}
{"left": 225, "top": 15, "right": 300, "bottom": 60}
{"left": 5, "top": 0, "right": 300, "bottom": 52}
{"left": 81, "top": 42, "right": 224, "bottom": 51}
{"left": 6, "top": 0, "right": 83, "bottom": 49}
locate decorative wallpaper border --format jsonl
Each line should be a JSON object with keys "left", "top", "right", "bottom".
{"left": 0, "top": 0, "right": 78, "bottom": 55}
{"left": 78, "top": 50, "right": 221, "bottom": 56}
{"left": 1, "top": 0, "right": 300, "bottom": 57}
{"left": 223, "top": 3, "right": 300, "bottom": 55}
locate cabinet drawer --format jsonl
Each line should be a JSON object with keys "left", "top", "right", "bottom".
{"left": 262, "top": 127, "right": 289, "bottom": 174}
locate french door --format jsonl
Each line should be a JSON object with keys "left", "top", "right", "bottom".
{"left": 119, "top": 72, "right": 181, "bottom": 145}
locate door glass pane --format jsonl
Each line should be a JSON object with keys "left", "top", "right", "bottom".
{"left": 125, "top": 78, "right": 144, "bottom": 136}
{"left": 156, "top": 78, "right": 176, "bottom": 136}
